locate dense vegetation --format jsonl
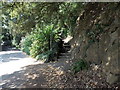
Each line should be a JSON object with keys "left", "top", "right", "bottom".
{"left": 1, "top": 2, "right": 85, "bottom": 61}
{"left": 1, "top": 2, "right": 119, "bottom": 87}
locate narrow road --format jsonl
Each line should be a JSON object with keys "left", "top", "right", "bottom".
{"left": 0, "top": 49, "right": 72, "bottom": 88}
{"left": 0, "top": 50, "right": 42, "bottom": 76}
{"left": 0, "top": 50, "right": 43, "bottom": 88}
{"left": 0, "top": 50, "right": 119, "bottom": 88}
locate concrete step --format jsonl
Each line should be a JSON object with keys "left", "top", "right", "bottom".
{"left": 59, "top": 55, "right": 71, "bottom": 59}
{"left": 60, "top": 53, "right": 71, "bottom": 56}
{"left": 63, "top": 43, "right": 70, "bottom": 46}
{"left": 63, "top": 46, "right": 71, "bottom": 49}
{"left": 58, "top": 58, "right": 71, "bottom": 61}
{"left": 63, "top": 44, "right": 70, "bottom": 47}
{"left": 64, "top": 48, "right": 71, "bottom": 51}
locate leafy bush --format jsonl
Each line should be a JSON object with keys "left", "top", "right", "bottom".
{"left": 36, "top": 50, "right": 52, "bottom": 61}
{"left": 30, "top": 40, "right": 48, "bottom": 58}
{"left": 72, "top": 59, "right": 89, "bottom": 73}
{"left": 20, "top": 35, "right": 33, "bottom": 55}
{"left": 1, "top": 33, "right": 13, "bottom": 46}
{"left": 20, "top": 24, "right": 63, "bottom": 62}
{"left": 29, "top": 28, "right": 49, "bottom": 58}
{"left": 36, "top": 53, "right": 48, "bottom": 61}
{"left": 29, "top": 24, "right": 59, "bottom": 61}
{"left": 12, "top": 34, "right": 22, "bottom": 48}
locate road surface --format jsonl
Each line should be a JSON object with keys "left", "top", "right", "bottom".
{"left": 0, "top": 50, "right": 43, "bottom": 88}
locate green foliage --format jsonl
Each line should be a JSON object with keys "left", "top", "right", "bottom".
{"left": 36, "top": 50, "right": 54, "bottom": 61}
{"left": 36, "top": 52, "right": 49, "bottom": 61}
{"left": 0, "top": 34, "right": 3, "bottom": 40}
{"left": 0, "top": 34, "right": 5, "bottom": 41}
{"left": 30, "top": 39, "right": 47, "bottom": 58}
{"left": 1, "top": 31, "right": 13, "bottom": 46}
{"left": 30, "top": 25, "right": 52, "bottom": 58}
{"left": 72, "top": 59, "right": 88, "bottom": 73}
{"left": 22, "top": 24, "right": 60, "bottom": 61}
{"left": 19, "top": 24, "right": 61, "bottom": 61}
{"left": 2, "top": 2, "right": 84, "bottom": 39}
{"left": 12, "top": 34, "right": 22, "bottom": 48}
{"left": 1, "top": 2, "right": 85, "bottom": 62}
{"left": 20, "top": 35, "right": 33, "bottom": 55}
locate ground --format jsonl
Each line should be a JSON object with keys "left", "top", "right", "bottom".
{"left": 0, "top": 48, "right": 119, "bottom": 89}
{"left": 0, "top": 48, "right": 72, "bottom": 88}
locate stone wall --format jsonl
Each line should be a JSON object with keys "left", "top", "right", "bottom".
{"left": 71, "top": 3, "right": 120, "bottom": 84}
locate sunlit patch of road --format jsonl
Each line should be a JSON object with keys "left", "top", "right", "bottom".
{"left": 0, "top": 51, "right": 43, "bottom": 77}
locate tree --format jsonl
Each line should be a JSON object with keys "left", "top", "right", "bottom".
{"left": 1, "top": 2, "right": 85, "bottom": 61}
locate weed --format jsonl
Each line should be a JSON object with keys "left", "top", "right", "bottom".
{"left": 72, "top": 59, "right": 89, "bottom": 73}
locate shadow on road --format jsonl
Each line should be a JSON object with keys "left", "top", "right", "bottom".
{"left": 1, "top": 63, "right": 47, "bottom": 88}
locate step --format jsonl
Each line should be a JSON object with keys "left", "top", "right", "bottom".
{"left": 63, "top": 43, "right": 70, "bottom": 46}
{"left": 60, "top": 53, "right": 71, "bottom": 56}
{"left": 63, "top": 45, "right": 71, "bottom": 48}
{"left": 58, "top": 58, "right": 71, "bottom": 61}
{"left": 58, "top": 57, "right": 71, "bottom": 60}
{"left": 64, "top": 48, "right": 71, "bottom": 52}
{"left": 63, "top": 44, "right": 70, "bottom": 46}
{"left": 59, "top": 55, "right": 71, "bottom": 58}
{"left": 67, "top": 50, "right": 71, "bottom": 53}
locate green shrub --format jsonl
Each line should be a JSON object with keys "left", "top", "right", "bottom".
{"left": 30, "top": 24, "right": 61, "bottom": 61}
{"left": 30, "top": 40, "right": 47, "bottom": 58}
{"left": 29, "top": 28, "right": 49, "bottom": 58}
{"left": 72, "top": 59, "right": 89, "bottom": 73}
{"left": 36, "top": 53, "right": 48, "bottom": 61}
{"left": 12, "top": 34, "right": 22, "bottom": 48}
{"left": 20, "top": 35, "right": 33, "bottom": 55}
{"left": 20, "top": 24, "right": 63, "bottom": 62}
{"left": 36, "top": 50, "right": 52, "bottom": 61}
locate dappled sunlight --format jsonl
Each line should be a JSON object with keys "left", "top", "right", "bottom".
{"left": 27, "top": 74, "right": 39, "bottom": 80}
{"left": 47, "top": 65, "right": 64, "bottom": 76}
{"left": 105, "top": 57, "right": 111, "bottom": 66}
{"left": 66, "top": 61, "right": 69, "bottom": 63}
{"left": 106, "top": 62, "right": 110, "bottom": 66}
{"left": 76, "top": 43, "right": 79, "bottom": 46}
{"left": 0, "top": 51, "right": 43, "bottom": 88}
{"left": 0, "top": 51, "right": 43, "bottom": 77}
{"left": 1, "top": 64, "right": 47, "bottom": 88}
{"left": 92, "top": 65, "right": 99, "bottom": 71}
{"left": 0, "top": 58, "right": 40, "bottom": 77}
{"left": 0, "top": 2, "right": 119, "bottom": 88}
{"left": 108, "top": 57, "right": 111, "bottom": 61}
